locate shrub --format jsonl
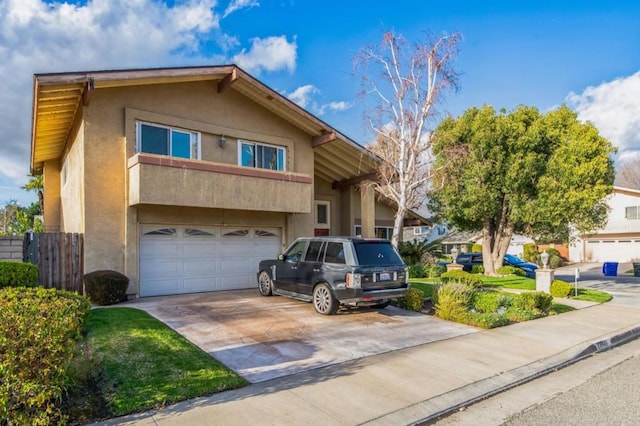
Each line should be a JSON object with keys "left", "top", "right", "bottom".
{"left": 512, "top": 291, "right": 553, "bottom": 314}
{"left": 408, "top": 264, "right": 426, "bottom": 279}
{"left": 468, "top": 312, "right": 511, "bottom": 329}
{"left": 471, "top": 244, "right": 482, "bottom": 253}
{"left": 0, "top": 261, "right": 38, "bottom": 288}
{"left": 523, "top": 243, "right": 538, "bottom": 263}
{"left": 434, "top": 282, "right": 475, "bottom": 321}
{"left": 0, "top": 287, "right": 91, "bottom": 425}
{"left": 497, "top": 265, "right": 525, "bottom": 277}
{"left": 471, "top": 264, "right": 485, "bottom": 274}
{"left": 84, "top": 270, "right": 130, "bottom": 305}
{"left": 550, "top": 280, "right": 573, "bottom": 298}
{"left": 440, "top": 270, "right": 483, "bottom": 289}
{"left": 548, "top": 253, "right": 563, "bottom": 269}
{"left": 398, "top": 287, "right": 425, "bottom": 312}
{"left": 429, "top": 264, "right": 447, "bottom": 278}
{"left": 398, "top": 240, "right": 429, "bottom": 267}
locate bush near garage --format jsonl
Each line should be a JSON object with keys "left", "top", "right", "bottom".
{"left": 544, "top": 248, "right": 564, "bottom": 268}
{"left": 84, "top": 270, "right": 129, "bottom": 305}
{"left": 398, "top": 287, "right": 425, "bottom": 312}
{"left": 550, "top": 279, "right": 573, "bottom": 298}
{"left": 440, "top": 270, "right": 483, "bottom": 289}
{"left": 523, "top": 243, "right": 538, "bottom": 263}
{"left": 408, "top": 264, "right": 426, "bottom": 279}
{"left": 0, "top": 261, "right": 38, "bottom": 288}
{"left": 0, "top": 287, "right": 91, "bottom": 425}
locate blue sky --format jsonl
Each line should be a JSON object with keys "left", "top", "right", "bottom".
{"left": 1, "top": 0, "right": 639, "bottom": 206}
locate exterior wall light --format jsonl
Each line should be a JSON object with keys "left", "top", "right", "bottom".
{"left": 219, "top": 134, "right": 226, "bottom": 148}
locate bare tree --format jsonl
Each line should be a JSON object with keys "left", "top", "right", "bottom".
{"left": 355, "top": 31, "right": 461, "bottom": 247}
{"left": 616, "top": 156, "right": 640, "bottom": 189}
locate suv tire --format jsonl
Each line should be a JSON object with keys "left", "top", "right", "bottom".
{"left": 313, "top": 283, "right": 338, "bottom": 315}
{"left": 258, "top": 271, "right": 273, "bottom": 296}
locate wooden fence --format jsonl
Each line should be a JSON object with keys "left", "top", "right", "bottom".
{"left": 23, "top": 233, "right": 84, "bottom": 294}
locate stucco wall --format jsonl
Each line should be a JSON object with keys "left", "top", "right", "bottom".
{"left": 60, "top": 121, "right": 85, "bottom": 233}
{"left": 81, "top": 80, "right": 316, "bottom": 276}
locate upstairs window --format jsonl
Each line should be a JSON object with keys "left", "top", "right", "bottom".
{"left": 625, "top": 206, "right": 640, "bottom": 220}
{"left": 136, "top": 121, "right": 200, "bottom": 159}
{"left": 239, "top": 140, "right": 286, "bottom": 171}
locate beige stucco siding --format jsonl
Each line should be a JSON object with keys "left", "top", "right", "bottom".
{"left": 59, "top": 122, "right": 85, "bottom": 233}
{"left": 81, "top": 80, "right": 316, "bottom": 278}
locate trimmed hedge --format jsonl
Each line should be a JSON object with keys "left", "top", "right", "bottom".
{"left": 497, "top": 265, "right": 525, "bottom": 277}
{"left": 471, "top": 264, "right": 485, "bottom": 274}
{"left": 0, "top": 287, "right": 91, "bottom": 425}
{"left": 440, "top": 270, "right": 483, "bottom": 289}
{"left": 512, "top": 291, "right": 553, "bottom": 314}
{"left": 0, "top": 261, "right": 38, "bottom": 288}
{"left": 550, "top": 279, "right": 573, "bottom": 298}
{"left": 84, "top": 270, "right": 129, "bottom": 305}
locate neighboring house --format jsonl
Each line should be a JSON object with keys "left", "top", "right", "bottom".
{"left": 405, "top": 223, "right": 534, "bottom": 258}
{"left": 30, "top": 65, "right": 420, "bottom": 298}
{"left": 569, "top": 186, "right": 640, "bottom": 262}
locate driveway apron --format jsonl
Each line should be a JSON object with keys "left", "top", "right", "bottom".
{"left": 122, "top": 290, "right": 477, "bottom": 382}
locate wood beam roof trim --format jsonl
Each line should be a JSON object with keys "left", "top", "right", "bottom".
{"left": 331, "top": 172, "right": 379, "bottom": 190}
{"left": 217, "top": 67, "right": 237, "bottom": 93}
{"left": 312, "top": 131, "right": 337, "bottom": 147}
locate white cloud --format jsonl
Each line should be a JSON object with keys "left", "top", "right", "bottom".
{"left": 0, "top": 0, "right": 222, "bottom": 200}
{"left": 287, "top": 85, "right": 319, "bottom": 108}
{"left": 223, "top": 0, "right": 259, "bottom": 18}
{"left": 566, "top": 71, "right": 640, "bottom": 161}
{"left": 318, "top": 101, "right": 352, "bottom": 116}
{"left": 233, "top": 35, "right": 297, "bottom": 74}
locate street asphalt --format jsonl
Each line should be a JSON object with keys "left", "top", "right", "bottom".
{"left": 95, "top": 264, "right": 640, "bottom": 426}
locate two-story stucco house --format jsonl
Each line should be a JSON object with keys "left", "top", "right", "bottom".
{"left": 30, "top": 65, "right": 417, "bottom": 297}
{"left": 569, "top": 186, "right": 640, "bottom": 262}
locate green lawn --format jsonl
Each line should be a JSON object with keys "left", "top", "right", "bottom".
{"left": 65, "top": 307, "right": 246, "bottom": 422}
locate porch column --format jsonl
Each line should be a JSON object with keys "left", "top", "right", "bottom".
{"left": 43, "top": 160, "right": 61, "bottom": 232}
{"left": 360, "top": 188, "right": 375, "bottom": 238}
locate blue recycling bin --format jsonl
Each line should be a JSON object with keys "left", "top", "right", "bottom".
{"left": 602, "top": 262, "right": 618, "bottom": 277}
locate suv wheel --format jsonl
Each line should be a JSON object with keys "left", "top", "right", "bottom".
{"left": 313, "top": 283, "right": 338, "bottom": 315}
{"left": 257, "top": 271, "right": 273, "bottom": 296}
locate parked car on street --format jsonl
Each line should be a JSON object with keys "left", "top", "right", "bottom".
{"left": 257, "top": 237, "right": 409, "bottom": 314}
{"left": 453, "top": 252, "right": 538, "bottom": 278}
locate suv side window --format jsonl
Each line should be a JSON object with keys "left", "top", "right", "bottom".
{"left": 285, "top": 240, "right": 307, "bottom": 262}
{"left": 456, "top": 254, "right": 470, "bottom": 263}
{"left": 324, "top": 242, "right": 346, "bottom": 264}
{"left": 304, "top": 241, "right": 324, "bottom": 262}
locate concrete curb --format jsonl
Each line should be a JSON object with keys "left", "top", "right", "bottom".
{"left": 362, "top": 325, "right": 640, "bottom": 426}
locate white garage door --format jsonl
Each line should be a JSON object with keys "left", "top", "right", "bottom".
{"left": 584, "top": 239, "right": 640, "bottom": 262}
{"left": 139, "top": 225, "right": 282, "bottom": 297}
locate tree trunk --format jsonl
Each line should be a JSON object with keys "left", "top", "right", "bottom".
{"left": 391, "top": 205, "right": 406, "bottom": 248}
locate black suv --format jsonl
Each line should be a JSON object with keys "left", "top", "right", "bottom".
{"left": 257, "top": 237, "right": 409, "bottom": 315}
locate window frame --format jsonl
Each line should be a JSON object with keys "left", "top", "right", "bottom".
{"left": 238, "top": 140, "right": 286, "bottom": 171}
{"left": 314, "top": 201, "right": 331, "bottom": 229}
{"left": 625, "top": 206, "right": 640, "bottom": 220}
{"left": 136, "top": 121, "right": 201, "bottom": 160}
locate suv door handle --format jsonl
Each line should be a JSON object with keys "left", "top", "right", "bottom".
{"left": 313, "top": 268, "right": 320, "bottom": 272}
{"left": 291, "top": 266, "right": 297, "bottom": 270}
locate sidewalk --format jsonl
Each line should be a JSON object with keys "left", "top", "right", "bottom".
{"left": 97, "top": 302, "right": 640, "bottom": 426}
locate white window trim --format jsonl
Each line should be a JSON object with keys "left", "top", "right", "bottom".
{"left": 237, "top": 139, "right": 286, "bottom": 171}
{"left": 314, "top": 201, "right": 330, "bottom": 229}
{"left": 136, "top": 121, "right": 201, "bottom": 160}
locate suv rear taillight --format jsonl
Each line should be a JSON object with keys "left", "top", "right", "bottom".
{"left": 399, "top": 268, "right": 408, "bottom": 284}
{"left": 346, "top": 273, "right": 362, "bottom": 289}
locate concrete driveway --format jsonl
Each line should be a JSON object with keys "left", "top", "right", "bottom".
{"left": 555, "top": 262, "right": 640, "bottom": 307}
{"left": 122, "top": 290, "right": 476, "bottom": 383}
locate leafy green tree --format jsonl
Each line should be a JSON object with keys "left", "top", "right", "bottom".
{"left": 430, "top": 105, "right": 615, "bottom": 275}
{"left": 21, "top": 174, "right": 44, "bottom": 215}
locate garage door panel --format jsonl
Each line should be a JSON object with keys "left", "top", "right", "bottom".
{"left": 585, "top": 239, "right": 640, "bottom": 262}
{"left": 140, "top": 225, "right": 281, "bottom": 296}
{"left": 183, "top": 259, "right": 219, "bottom": 275}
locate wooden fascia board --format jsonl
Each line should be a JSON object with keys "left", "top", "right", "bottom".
{"left": 312, "top": 132, "right": 337, "bottom": 148}
{"left": 331, "top": 172, "right": 379, "bottom": 190}
{"left": 217, "top": 68, "right": 238, "bottom": 93}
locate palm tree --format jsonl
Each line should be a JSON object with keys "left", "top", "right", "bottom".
{"left": 21, "top": 174, "right": 43, "bottom": 215}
